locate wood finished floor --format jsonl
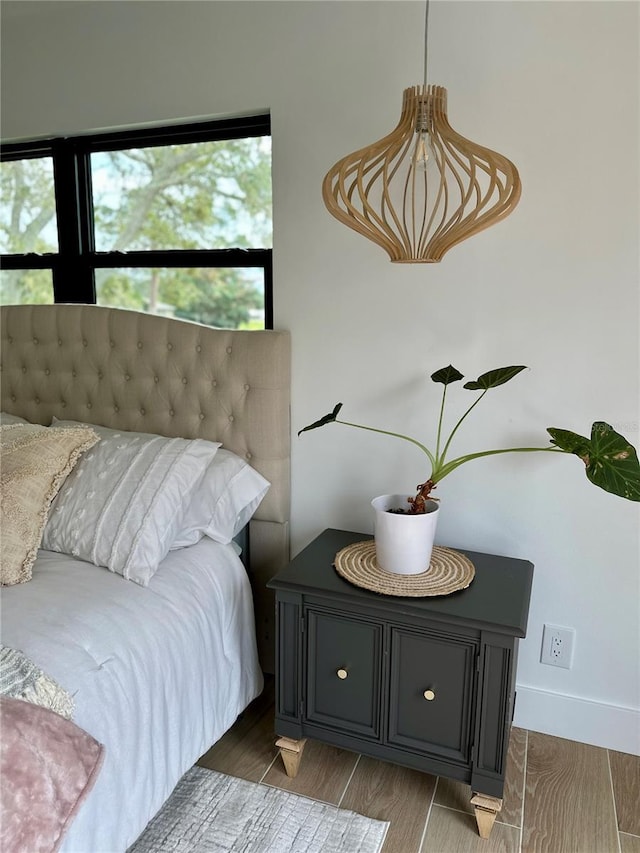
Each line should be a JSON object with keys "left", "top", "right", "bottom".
{"left": 198, "top": 679, "right": 640, "bottom": 853}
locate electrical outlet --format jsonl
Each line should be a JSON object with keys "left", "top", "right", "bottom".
{"left": 540, "top": 624, "right": 575, "bottom": 669}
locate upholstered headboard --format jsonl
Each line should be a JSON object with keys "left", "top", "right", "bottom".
{"left": 0, "top": 304, "right": 291, "bottom": 671}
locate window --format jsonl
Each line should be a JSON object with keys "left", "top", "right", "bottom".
{"left": 0, "top": 116, "right": 272, "bottom": 329}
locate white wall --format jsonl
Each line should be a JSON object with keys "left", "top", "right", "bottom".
{"left": 2, "top": 0, "right": 638, "bottom": 753}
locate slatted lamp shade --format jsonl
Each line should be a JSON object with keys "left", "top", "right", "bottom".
{"left": 322, "top": 6, "right": 521, "bottom": 263}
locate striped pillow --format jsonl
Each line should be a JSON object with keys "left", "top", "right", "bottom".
{"left": 41, "top": 421, "right": 220, "bottom": 585}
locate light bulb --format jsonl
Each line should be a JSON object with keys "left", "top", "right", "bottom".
{"left": 413, "top": 130, "right": 434, "bottom": 172}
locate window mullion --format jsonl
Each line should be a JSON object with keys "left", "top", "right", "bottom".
{"left": 91, "top": 248, "right": 272, "bottom": 268}
{"left": 51, "top": 140, "right": 95, "bottom": 303}
{"left": 264, "top": 259, "right": 274, "bottom": 329}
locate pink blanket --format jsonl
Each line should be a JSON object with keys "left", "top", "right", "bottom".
{"left": 0, "top": 697, "right": 104, "bottom": 853}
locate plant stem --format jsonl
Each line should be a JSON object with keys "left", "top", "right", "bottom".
{"left": 336, "top": 419, "right": 437, "bottom": 468}
{"left": 435, "top": 384, "right": 447, "bottom": 464}
{"left": 434, "top": 445, "right": 564, "bottom": 482}
{"left": 439, "top": 390, "right": 488, "bottom": 463}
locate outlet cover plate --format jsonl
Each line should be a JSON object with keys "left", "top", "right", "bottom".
{"left": 541, "top": 624, "right": 575, "bottom": 669}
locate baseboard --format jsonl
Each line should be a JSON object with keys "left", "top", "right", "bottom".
{"left": 513, "top": 684, "right": 640, "bottom": 755}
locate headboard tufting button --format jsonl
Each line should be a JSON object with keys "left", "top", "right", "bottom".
{"left": 137, "top": 342, "right": 143, "bottom": 349}
{"left": 228, "top": 415, "right": 234, "bottom": 423}
{"left": 114, "top": 405, "right": 119, "bottom": 413}
{"left": 212, "top": 380, "right": 217, "bottom": 387}
{"left": 246, "top": 452, "right": 252, "bottom": 460}
{"left": 33, "top": 338, "right": 39, "bottom": 345}
{"left": 244, "top": 384, "right": 250, "bottom": 391}
{"left": 196, "top": 345, "right": 202, "bottom": 353}
{"left": 110, "top": 340, "right": 115, "bottom": 348}
{"left": 98, "top": 371, "right": 103, "bottom": 380}
{"left": 58, "top": 339, "right": 63, "bottom": 346}
{"left": 154, "top": 376, "right": 159, "bottom": 384}
{"left": 82, "top": 340, "right": 88, "bottom": 347}
{"left": 140, "top": 408, "right": 146, "bottom": 416}
{"left": 72, "top": 370, "right": 77, "bottom": 378}
{"left": 169, "top": 409, "right": 175, "bottom": 416}
{"left": 35, "top": 397, "right": 40, "bottom": 404}
{"left": 22, "top": 366, "right": 26, "bottom": 373}
{"left": 181, "top": 377, "right": 188, "bottom": 385}
{"left": 45, "top": 369, "right": 50, "bottom": 376}
{"left": 86, "top": 402, "right": 92, "bottom": 409}
{"left": 11, "top": 395, "right": 16, "bottom": 402}
{"left": 61, "top": 401, "right": 66, "bottom": 408}
{"left": 226, "top": 346, "right": 232, "bottom": 354}
{"left": 199, "top": 413, "right": 205, "bottom": 420}
{"left": 125, "top": 374, "right": 131, "bottom": 381}
{"left": 167, "top": 343, "right": 173, "bottom": 351}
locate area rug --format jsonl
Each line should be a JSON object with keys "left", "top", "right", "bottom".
{"left": 128, "top": 766, "right": 389, "bottom": 853}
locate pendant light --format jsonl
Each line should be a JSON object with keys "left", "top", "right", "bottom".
{"left": 322, "top": 1, "right": 521, "bottom": 263}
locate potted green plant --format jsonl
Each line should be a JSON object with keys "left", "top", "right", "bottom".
{"left": 299, "top": 365, "right": 640, "bottom": 574}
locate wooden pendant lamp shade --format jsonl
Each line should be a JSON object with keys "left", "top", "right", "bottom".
{"left": 322, "top": 84, "right": 521, "bottom": 263}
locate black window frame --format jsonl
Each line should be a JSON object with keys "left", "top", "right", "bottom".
{"left": 1, "top": 114, "right": 273, "bottom": 328}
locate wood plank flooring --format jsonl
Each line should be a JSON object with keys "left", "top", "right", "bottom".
{"left": 198, "top": 679, "right": 639, "bottom": 853}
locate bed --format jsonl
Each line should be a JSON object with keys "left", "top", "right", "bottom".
{"left": 0, "top": 304, "right": 291, "bottom": 852}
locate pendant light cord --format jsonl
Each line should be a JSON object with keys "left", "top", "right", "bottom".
{"left": 423, "top": 0, "right": 430, "bottom": 86}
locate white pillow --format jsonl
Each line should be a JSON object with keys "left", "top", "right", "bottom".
{"left": 172, "top": 449, "right": 270, "bottom": 548}
{"left": 0, "top": 412, "right": 28, "bottom": 425}
{"left": 42, "top": 420, "right": 221, "bottom": 585}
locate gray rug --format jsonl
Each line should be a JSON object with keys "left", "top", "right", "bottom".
{"left": 128, "top": 766, "right": 389, "bottom": 853}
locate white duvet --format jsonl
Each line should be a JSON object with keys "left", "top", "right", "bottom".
{"left": 0, "top": 539, "right": 264, "bottom": 853}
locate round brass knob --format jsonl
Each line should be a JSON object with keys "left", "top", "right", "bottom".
{"left": 337, "top": 668, "right": 348, "bottom": 680}
{"left": 423, "top": 689, "right": 436, "bottom": 701}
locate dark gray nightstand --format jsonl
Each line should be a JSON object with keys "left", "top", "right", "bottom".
{"left": 267, "top": 528, "right": 534, "bottom": 839}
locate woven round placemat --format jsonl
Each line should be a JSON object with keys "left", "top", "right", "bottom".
{"left": 334, "top": 540, "right": 475, "bottom": 597}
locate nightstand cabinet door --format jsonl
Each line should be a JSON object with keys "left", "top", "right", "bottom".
{"left": 388, "top": 627, "right": 477, "bottom": 766}
{"left": 305, "top": 610, "right": 382, "bottom": 738}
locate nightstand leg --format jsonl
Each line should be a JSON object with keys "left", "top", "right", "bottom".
{"left": 470, "top": 793, "right": 503, "bottom": 839}
{"left": 275, "top": 736, "right": 307, "bottom": 778}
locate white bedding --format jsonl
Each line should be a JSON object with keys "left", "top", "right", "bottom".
{"left": 0, "top": 538, "right": 264, "bottom": 853}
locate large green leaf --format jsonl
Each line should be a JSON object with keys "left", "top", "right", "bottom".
{"left": 431, "top": 365, "right": 464, "bottom": 385}
{"left": 547, "top": 427, "right": 591, "bottom": 457}
{"left": 548, "top": 422, "right": 640, "bottom": 501}
{"left": 585, "top": 422, "right": 640, "bottom": 500}
{"left": 463, "top": 365, "right": 527, "bottom": 391}
{"left": 298, "top": 403, "right": 343, "bottom": 436}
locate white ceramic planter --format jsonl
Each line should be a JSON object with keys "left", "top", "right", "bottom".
{"left": 371, "top": 494, "right": 440, "bottom": 575}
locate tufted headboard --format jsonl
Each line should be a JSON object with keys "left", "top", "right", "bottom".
{"left": 0, "top": 304, "right": 291, "bottom": 671}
